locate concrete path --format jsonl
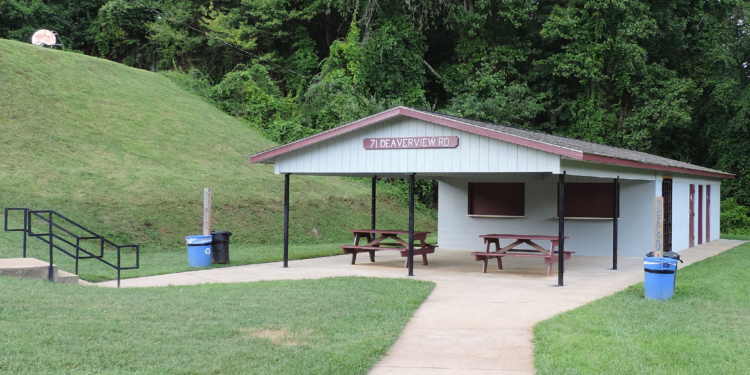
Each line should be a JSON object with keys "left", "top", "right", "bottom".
{"left": 97, "top": 240, "right": 744, "bottom": 374}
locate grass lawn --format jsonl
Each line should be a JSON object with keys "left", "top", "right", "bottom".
{"left": 0, "top": 276, "right": 434, "bottom": 374}
{"left": 0, "top": 229, "right": 439, "bottom": 282}
{"left": 0, "top": 38, "right": 435, "bottom": 253}
{"left": 721, "top": 233, "right": 750, "bottom": 241}
{"left": 533, "top": 242, "right": 750, "bottom": 374}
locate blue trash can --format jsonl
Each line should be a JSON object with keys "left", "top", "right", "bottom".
{"left": 186, "top": 235, "right": 213, "bottom": 267}
{"left": 644, "top": 257, "right": 678, "bottom": 300}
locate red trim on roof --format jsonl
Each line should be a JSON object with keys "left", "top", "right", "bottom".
{"left": 580, "top": 154, "right": 735, "bottom": 179}
{"left": 398, "top": 108, "right": 584, "bottom": 159}
{"left": 250, "top": 109, "right": 402, "bottom": 163}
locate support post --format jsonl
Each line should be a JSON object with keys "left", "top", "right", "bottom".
{"left": 408, "top": 173, "right": 415, "bottom": 277}
{"left": 558, "top": 172, "right": 566, "bottom": 286}
{"left": 48, "top": 211, "right": 54, "bottom": 282}
{"left": 613, "top": 176, "right": 619, "bottom": 270}
{"left": 283, "top": 174, "right": 290, "bottom": 268}
{"left": 371, "top": 176, "right": 377, "bottom": 230}
{"left": 203, "top": 188, "right": 212, "bottom": 235}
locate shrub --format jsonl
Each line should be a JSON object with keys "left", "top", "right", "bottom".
{"left": 720, "top": 198, "right": 750, "bottom": 235}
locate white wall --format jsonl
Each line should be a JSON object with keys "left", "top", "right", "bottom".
{"left": 274, "top": 116, "right": 561, "bottom": 175}
{"left": 669, "top": 174, "right": 722, "bottom": 251}
{"left": 437, "top": 174, "right": 657, "bottom": 256}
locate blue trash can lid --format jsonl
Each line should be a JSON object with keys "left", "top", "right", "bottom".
{"left": 185, "top": 235, "right": 213, "bottom": 245}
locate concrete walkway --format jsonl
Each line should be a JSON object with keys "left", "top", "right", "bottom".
{"left": 98, "top": 240, "right": 744, "bottom": 374}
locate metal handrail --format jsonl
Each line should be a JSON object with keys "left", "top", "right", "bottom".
{"left": 4, "top": 208, "right": 139, "bottom": 287}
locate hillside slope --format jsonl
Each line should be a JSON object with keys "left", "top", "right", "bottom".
{"left": 0, "top": 39, "right": 435, "bottom": 252}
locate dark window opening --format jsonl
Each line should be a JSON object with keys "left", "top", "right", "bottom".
{"left": 558, "top": 183, "right": 617, "bottom": 218}
{"left": 468, "top": 183, "right": 525, "bottom": 216}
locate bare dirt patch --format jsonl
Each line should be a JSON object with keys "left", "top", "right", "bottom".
{"left": 241, "top": 328, "right": 305, "bottom": 346}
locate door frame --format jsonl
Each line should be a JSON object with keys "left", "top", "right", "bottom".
{"left": 698, "top": 185, "right": 703, "bottom": 245}
{"left": 689, "top": 184, "right": 695, "bottom": 247}
{"left": 706, "top": 185, "right": 711, "bottom": 242}
{"left": 662, "top": 178, "right": 673, "bottom": 252}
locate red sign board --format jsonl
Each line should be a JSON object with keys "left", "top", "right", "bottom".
{"left": 363, "top": 136, "right": 459, "bottom": 150}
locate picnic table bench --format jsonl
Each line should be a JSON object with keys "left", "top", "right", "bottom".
{"left": 471, "top": 234, "right": 574, "bottom": 277}
{"left": 340, "top": 229, "right": 437, "bottom": 268}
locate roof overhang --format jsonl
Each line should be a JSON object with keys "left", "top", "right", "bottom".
{"left": 579, "top": 154, "right": 734, "bottom": 179}
{"left": 250, "top": 107, "right": 735, "bottom": 180}
{"left": 250, "top": 107, "right": 582, "bottom": 163}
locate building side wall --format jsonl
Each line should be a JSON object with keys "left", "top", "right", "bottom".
{"left": 275, "top": 116, "right": 561, "bottom": 175}
{"left": 669, "top": 174, "right": 722, "bottom": 251}
{"left": 437, "top": 175, "right": 657, "bottom": 256}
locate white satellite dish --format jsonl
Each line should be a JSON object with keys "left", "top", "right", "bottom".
{"left": 31, "top": 29, "right": 58, "bottom": 46}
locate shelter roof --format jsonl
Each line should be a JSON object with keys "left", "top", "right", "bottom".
{"left": 250, "top": 107, "right": 734, "bottom": 179}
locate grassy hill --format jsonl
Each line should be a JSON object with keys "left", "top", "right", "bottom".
{"left": 0, "top": 39, "right": 435, "bottom": 279}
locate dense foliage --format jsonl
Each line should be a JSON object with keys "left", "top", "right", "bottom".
{"left": 2, "top": 0, "right": 749, "bottom": 224}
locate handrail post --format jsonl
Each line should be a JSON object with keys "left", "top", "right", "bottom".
{"left": 22, "top": 209, "right": 28, "bottom": 258}
{"left": 48, "top": 211, "right": 54, "bottom": 282}
{"left": 117, "top": 246, "right": 121, "bottom": 288}
{"left": 75, "top": 238, "right": 80, "bottom": 275}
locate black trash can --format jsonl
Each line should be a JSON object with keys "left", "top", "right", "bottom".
{"left": 211, "top": 231, "right": 232, "bottom": 264}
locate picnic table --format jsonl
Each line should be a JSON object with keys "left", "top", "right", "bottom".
{"left": 339, "top": 229, "right": 437, "bottom": 268}
{"left": 471, "top": 234, "right": 574, "bottom": 276}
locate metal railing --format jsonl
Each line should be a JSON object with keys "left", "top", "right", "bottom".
{"left": 4, "top": 208, "right": 139, "bottom": 287}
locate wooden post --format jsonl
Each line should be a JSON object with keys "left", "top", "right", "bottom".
{"left": 654, "top": 196, "right": 664, "bottom": 257}
{"left": 203, "top": 188, "right": 212, "bottom": 235}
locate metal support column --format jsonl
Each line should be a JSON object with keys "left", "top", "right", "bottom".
{"left": 613, "top": 176, "right": 619, "bottom": 270}
{"left": 558, "top": 172, "right": 566, "bottom": 286}
{"left": 283, "top": 173, "right": 290, "bottom": 268}
{"left": 371, "top": 176, "right": 377, "bottom": 230}
{"left": 408, "top": 173, "right": 415, "bottom": 277}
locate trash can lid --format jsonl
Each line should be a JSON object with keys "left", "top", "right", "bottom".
{"left": 185, "top": 235, "right": 213, "bottom": 245}
{"left": 211, "top": 230, "right": 232, "bottom": 236}
{"left": 645, "top": 251, "right": 682, "bottom": 262}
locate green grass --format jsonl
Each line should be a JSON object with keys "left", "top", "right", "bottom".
{"left": 5, "top": 231, "right": 346, "bottom": 282}
{"left": 533, "top": 242, "right": 750, "bottom": 374}
{"left": 0, "top": 224, "right": 439, "bottom": 282}
{"left": 721, "top": 233, "right": 750, "bottom": 240}
{"left": 0, "top": 38, "right": 436, "bottom": 279}
{"left": 0, "top": 276, "right": 434, "bottom": 374}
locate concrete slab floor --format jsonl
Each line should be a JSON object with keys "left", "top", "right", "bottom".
{"left": 96, "top": 240, "right": 745, "bottom": 374}
{"left": 0, "top": 257, "right": 51, "bottom": 268}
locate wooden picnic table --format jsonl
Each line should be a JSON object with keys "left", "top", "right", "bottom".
{"left": 339, "top": 229, "right": 437, "bottom": 268}
{"left": 472, "top": 234, "right": 573, "bottom": 276}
